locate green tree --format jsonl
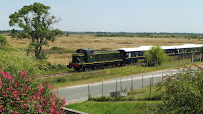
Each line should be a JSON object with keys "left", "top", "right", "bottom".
{"left": 144, "top": 46, "right": 168, "bottom": 66}
{"left": 10, "top": 29, "right": 18, "bottom": 38}
{"left": 200, "top": 47, "right": 203, "bottom": 54}
{"left": 9, "top": 2, "right": 63, "bottom": 59}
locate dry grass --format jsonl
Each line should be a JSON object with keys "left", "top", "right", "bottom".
{"left": 4, "top": 34, "right": 202, "bottom": 65}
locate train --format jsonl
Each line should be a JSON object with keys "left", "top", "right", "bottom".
{"left": 67, "top": 44, "right": 203, "bottom": 71}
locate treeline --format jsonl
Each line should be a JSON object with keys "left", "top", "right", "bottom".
{"left": 184, "top": 35, "right": 203, "bottom": 39}
{"left": 2, "top": 30, "right": 203, "bottom": 39}
{"left": 136, "top": 34, "right": 179, "bottom": 38}
{"left": 95, "top": 33, "right": 134, "bottom": 37}
{"left": 136, "top": 33, "right": 203, "bottom": 39}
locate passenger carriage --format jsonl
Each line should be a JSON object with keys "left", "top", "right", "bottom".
{"left": 118, "top": 44, "right": 203, "bottom": 65}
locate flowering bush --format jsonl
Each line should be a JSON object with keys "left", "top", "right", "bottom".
{"left": 154, "top": 68, "right": 203, "bottom": 113}
{"left": 0, "top": 70, "right": 66, "bottom": 113}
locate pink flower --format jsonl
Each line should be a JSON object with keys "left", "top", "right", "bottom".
{"left": 14, "top": 83, "right": 17, "bottom": 87}
{"left": 19, "top": 70, "right": 22, "bottom": 74}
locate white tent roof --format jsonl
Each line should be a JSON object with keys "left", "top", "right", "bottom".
{"left": 118, "top": 44, "right": 203, "bottom": 52}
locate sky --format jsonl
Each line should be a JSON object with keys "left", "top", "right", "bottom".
{"left": 1, "top": 0, "right": 203, "bottom": 33}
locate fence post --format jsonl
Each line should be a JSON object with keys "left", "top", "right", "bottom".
{"left": 116, "top": 80, "right": 117, "bottom": 97}
{"left": 102, "top": 81, "right": 103, "bottom": 96}
{"left": 192, "top": 54, "right": 194, "bottom": 63}
{"left": 88, "top": 84, "right": 90, "bottom": 100}
{"left": 131, "top": 76, "right": 133, "bottom": 96}
{"left": 162, "top": 73, "right": 163, "bottom": 83}
{"left": 120, "top": 78, "right": 122, "bottom": 91}
{"left": 142, "top": 75, "right": 143, "bottom": 88}
{"left": 152, "top": 74, "right": 153, "bottom": 86}
{"left": 200, "top": 53, "right": 202, "bottom": 62}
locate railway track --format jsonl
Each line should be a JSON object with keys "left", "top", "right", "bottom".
{"left": 40, "top": 72, "right": 72, "bottom": 79}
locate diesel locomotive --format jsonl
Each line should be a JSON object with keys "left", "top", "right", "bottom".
{"left": 68, "top": 44, "right": 203, "bottom": 71}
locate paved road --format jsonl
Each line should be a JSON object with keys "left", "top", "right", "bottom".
{"left": 57, "top": 67, "right": 198, "bottom": 104}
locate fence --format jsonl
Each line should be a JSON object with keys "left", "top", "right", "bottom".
{"left": 87, "top": 69, "right": 179, "bottom": 99}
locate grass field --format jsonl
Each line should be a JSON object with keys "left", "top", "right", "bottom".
{"left": 66, "top": 101, "right": 160, "bottom": 114}
{"left": 4, "top": 34, "right": 203, "bottom": 65}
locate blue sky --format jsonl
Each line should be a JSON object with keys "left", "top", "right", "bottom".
{"left": 1, "top": 0, "right": 203, "bottom": 33}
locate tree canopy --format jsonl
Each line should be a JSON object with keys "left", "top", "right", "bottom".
{"left": 144, "top": 46, "right": 168, "bottom": 66}
{"left": 9, "top": 2, "right": 63, "bottom": 59}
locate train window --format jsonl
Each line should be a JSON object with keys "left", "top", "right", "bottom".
{"left": 138, "top": 52, "right": 141, "bottom": 56}
{"left": 141, "top": 52, "right": 144, "bottom": 56}
{"left": 129, "top": 53, "right": 131, "bottom": 57}
{"left": 131, "top": 53, "right": 135, "bottom": 57}
{"left": 91, "top": 51, "right": 94, "bottom": 55}
{"left": 82, "top": 50, "right": 86, "bottom": 54}
{"left": 76, "top": 49, "right": 82, "bottom": 53}
{"left": 185, "top": 49, "right": 189, "bottom": 52}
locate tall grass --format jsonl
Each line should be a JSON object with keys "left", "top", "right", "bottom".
{"left": 0, "top": 49, "right": 43, "bottom": 75}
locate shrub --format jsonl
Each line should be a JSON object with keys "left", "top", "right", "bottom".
{"left": 0, "top": 70, "right": 66, "bottom": 113}
{"left": 154, "top": 68, "right": 203, "bottom": 113}
{"left": 144, "top": 46, "right": 168, "bottom": 66}
{"left": 0, "top": 35, "right": 7, "bottom": 47}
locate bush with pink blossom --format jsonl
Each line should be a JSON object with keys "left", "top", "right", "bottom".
{"left": 0, "top": 70, "right": 66, "bottom": 113}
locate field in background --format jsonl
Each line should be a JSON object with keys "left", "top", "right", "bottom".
{"left": 4, "top": 34, "right": 203, "bottom": 65}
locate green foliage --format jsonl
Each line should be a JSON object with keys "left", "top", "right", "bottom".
{"left": 0, "top": 35, "right": 7, "bottom": 47}
{"left": 10, "top": 29, "right": 18, "bottom": 38}
{"left": 50, "top": 46, "right": 64, "bottom": 51}
{"left": 155, "top": 68, "right": 203, "bottom": 113}
{"left": 200, "top": 47, "right": 203, "bottom": 54}
{"left": 0, "top": 47, "right": 68, "bottom": 76}
{"left": 0, "top": 49, "right": 43, "bottom": 75}
{"left": 144, "top": 46, "right": 168, "bottom": 66}
{"left": 9, "top": 2, "right": 60, "bottom": 59}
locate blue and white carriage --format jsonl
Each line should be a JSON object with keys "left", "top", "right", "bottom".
{"left": 118, "top": 44, "right": 203, "bottom": 64}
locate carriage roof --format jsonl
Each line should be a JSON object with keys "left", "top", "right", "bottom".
{"left": 118, "top": 44, "right": 203, "bottom": 52}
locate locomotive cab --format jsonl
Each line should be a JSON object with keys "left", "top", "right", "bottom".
{"left": 68, "top": 49, "right": 94, "bottom": 70}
